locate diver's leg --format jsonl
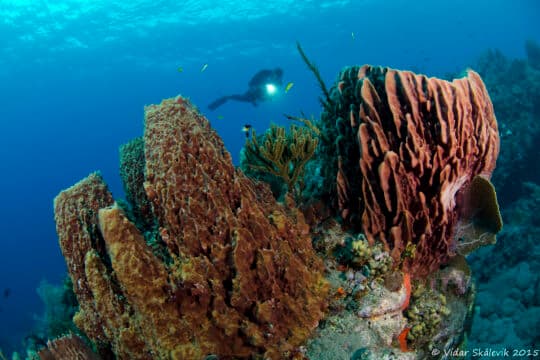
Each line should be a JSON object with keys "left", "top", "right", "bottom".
{"left": 229, "top": 93, "right": 258, "bottom": 106}
{"left": 228, "top": 94, "right": 252, "bottom": 103}
{"left": 208, "top": 96, "right": 230, "bottom": 110}
{"left": 208, "top": 93, "right": 255, "bottom": 110}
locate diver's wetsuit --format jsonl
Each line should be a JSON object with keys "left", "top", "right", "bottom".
{"left": 208, "top": 68, "right": 283, "bottom": 110}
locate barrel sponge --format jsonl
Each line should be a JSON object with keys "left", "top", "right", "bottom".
{"left": 53, "top": 173, "right": 114, "bottom": 349}
{"left": 54, "top": 96, "right": 328, "bottom": 359}
{"left": 331, "top": 65, "right": 501, "bottom": 277}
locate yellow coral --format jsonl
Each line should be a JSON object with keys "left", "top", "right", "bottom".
{"left": 244, "top": 120, "right": 319, "bottom": 197}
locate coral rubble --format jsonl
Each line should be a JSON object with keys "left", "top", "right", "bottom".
{"left": 54, "top": 97, "right": 328, "bottom": 359}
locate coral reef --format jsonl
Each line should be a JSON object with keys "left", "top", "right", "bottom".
{"left": 333, "top": 233, "right": 394, "bottom": 278}
{"left": 48, "top": 54, "right": 503, "bottom": 358}
{"left": 34, "top": 278, "right": 80, "bottom": 341}
{"left": 310, "top": 64, "right": 501, "bottom": 278}
{"left": 404, "top": 283, "right": 450, "bottom": 349}
{"left": 9, "top": 276, "right": 91, "bottom": 359}
{"left": 297, "top": 219, "right": 475, "bottom": 359}
{"left": 304, "top": 224, "right": 475, "bottom": 360}
{"left": 53, "top": 97, "right": 328, "bottom": 359}
{"left": 404, "top": 257, "right": 475, "bottom": 359}
{"left": 468, "top": 181, "right": 540, "bottom": 351}
{"left": 525, "top": 39, "right": 540, "bottom": 70}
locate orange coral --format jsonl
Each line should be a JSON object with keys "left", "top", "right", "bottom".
{"left": 400, "top": 272, "right": 411, "bottom": 311}
{"left": 397, "top": 327, "right": 411, "bottom": 352}
{"left": 54, "top": 96, "right": 328, "bottom": 359}
{"left": 335, "top": 286, "right": 346, "bottom": 298}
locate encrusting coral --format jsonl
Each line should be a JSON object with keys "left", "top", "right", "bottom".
{"left": 53, "top": 96, "right": 328, "bottom": 359}
{"left": 404, "top": 282, "right": 450, "bottom": 349}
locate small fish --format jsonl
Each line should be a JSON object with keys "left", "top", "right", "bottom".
{"left": 217, "top": 115, "right": 224, "bottom": 120}
{"left": 284, "top": 82, "right": 294, "bottom": 93}
{"left": 351, "top": 32, "right": 355, "bottom": 40}
{"left": 200, "top": 63, "right": 208, "bottom": 72}
{"left": 242, "top": 124, "right": 252, "bottom": 137}
{"left": 3, "top": 288, "right": 10, "bottom": 298}
{"left": 177, "top": 66, "right": 184, "bottom": 73}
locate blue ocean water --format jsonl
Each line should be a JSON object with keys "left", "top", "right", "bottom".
{"left": 0, "top": 0, "right": 538, "bottom": 357}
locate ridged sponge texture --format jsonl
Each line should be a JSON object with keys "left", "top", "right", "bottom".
{"left": 54, "top": 96, "right": 328, "bottom": 359}
{"left": 332, "top": 66, "right": 500, "bottom": 277}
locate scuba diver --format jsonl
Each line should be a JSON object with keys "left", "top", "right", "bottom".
{"left": 208, "top": 68, "right": 284, "bottom": 110}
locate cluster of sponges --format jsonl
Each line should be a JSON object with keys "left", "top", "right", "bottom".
{"left": 54, "top": 96, "right": 328, "bottom": 359}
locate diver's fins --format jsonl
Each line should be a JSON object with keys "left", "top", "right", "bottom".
{"left": 208, "top": 96, "right": 229, "bottom": 110}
